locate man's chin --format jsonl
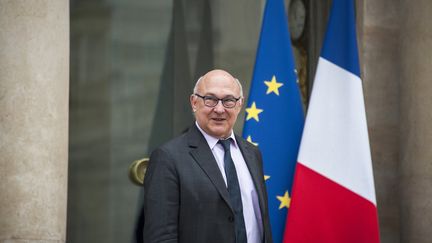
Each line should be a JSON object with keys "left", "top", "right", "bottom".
{"left": 208, "top": 127, "right": 229, "bottom": 138}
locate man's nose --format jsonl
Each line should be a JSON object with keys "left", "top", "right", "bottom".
{"left": 213, "top": 100, "right": 225, "bottom": 113}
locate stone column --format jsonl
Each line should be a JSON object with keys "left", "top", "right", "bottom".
{"left": 0, "top": 1, "right": 69, "bottom": 242}
{"left": 358, "top": 0, "right": 401, "bottom": 242}
{"left": 399, "top": 1, "right": 432, "bottom": 243}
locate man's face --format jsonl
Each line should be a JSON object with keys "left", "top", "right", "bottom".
{"left": 191, "top": 70, "right": 243, "bottom": 139}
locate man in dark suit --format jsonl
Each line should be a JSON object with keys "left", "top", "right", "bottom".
{"left": 143, "top": 69, "right": 272, "bottom": 243}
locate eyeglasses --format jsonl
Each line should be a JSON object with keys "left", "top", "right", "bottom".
{"left": 194, "top": 93, "right": 241, "bottom": 108}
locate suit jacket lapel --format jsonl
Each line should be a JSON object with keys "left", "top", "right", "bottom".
{"left": 187, "top": 125, "right": 233, "bottom": 212}
{"left": 236, "top": 135, "right": 267, "bottom": 221}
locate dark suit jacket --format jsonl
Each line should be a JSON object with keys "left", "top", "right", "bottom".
{"left": 143, "top": 124, "right": 273, "bottom": 243}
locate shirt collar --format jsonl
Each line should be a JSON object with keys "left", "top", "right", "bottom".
{"left": 195, "top": 121, "right": 238, "bottom": 150}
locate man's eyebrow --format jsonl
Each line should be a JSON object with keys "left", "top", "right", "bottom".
{"left": 202, "top": 92, "right": 216, "bottom": 97}
{"left": 203, "top": 93, "right": 236, "bottom": 98}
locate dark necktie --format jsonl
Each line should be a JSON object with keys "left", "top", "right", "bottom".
{"left": 219, "top": 139, "right": 247, "bottom": 243}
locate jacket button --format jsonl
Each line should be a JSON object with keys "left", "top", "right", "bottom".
{"left": 228, "top": 216, "right": 234, "bottom": 222}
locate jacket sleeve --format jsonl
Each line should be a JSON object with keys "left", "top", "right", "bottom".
{"left": 143, "top": 148, "right": 179, "bottom": 243}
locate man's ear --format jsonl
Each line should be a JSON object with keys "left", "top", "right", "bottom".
{"left": 239, "top": 97, "right": 244, "bottom": 107}
{"left": 190, "top": 94, "right": 197, "bottom": 112}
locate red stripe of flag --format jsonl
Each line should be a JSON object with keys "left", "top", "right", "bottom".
{"left": 283, "top": 163, "right": 380, "bottom": 243}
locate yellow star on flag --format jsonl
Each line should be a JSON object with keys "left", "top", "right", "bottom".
{"left": 264, "top": 175, "right": 270, "bottom": 181}
{"left": 276, "top": 191, "right": 291, "bottom": 209}
{"left": 245, "top": 102, "right": 263, "bottom": 122}
{"left": 264, "top": 75, "right": 284, "bottom": 95}
{"left": 246, "top": 135, "right": 259, "bottom": 146}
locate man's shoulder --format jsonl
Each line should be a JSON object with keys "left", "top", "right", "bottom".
{"left": 157, "top": 130, "right": 190, "bottom": 152}
{"left": 148, "top": 131, "right": 190, "bottom": 168}
{"left": 152, "top": 124, "right": 202, "bottom": 152}
{"left": 235, "top": 134, "right": 259, "bottom": 151}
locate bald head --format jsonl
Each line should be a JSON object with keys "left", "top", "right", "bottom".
{"left": 193, "top": 69, "right": 243, "bottom": 98}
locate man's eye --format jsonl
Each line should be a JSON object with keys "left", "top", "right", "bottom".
{"left": 223, "top": 98, "right": 236, "bottom": 103}
{"left": 204, "top": 96, "right": 218, "bottom": 101}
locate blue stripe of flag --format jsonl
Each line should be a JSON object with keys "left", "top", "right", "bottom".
{"left": 321, "top": 0, "right": 360, "bottom": 77}
{"left": 243, "top": 0, "right": 304, "bottom": 242}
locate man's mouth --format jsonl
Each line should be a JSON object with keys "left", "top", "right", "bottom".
{"left": 212, "top": 118, "right": 226, "bottom": 122}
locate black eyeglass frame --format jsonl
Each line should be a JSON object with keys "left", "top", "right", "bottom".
{"left": 194, "top": 93, "right": 241, "bottom": 108}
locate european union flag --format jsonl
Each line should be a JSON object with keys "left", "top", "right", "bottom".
{"left": 242, "top": 0, "right": 304, "bottom": 242}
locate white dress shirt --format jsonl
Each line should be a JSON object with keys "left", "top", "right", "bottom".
{"left": 196, "top": 122, "right": 263, "bottom": 243}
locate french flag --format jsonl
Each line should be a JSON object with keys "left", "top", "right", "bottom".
{"left": 283, "top": 0, "right": 380, "bottom": 242}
